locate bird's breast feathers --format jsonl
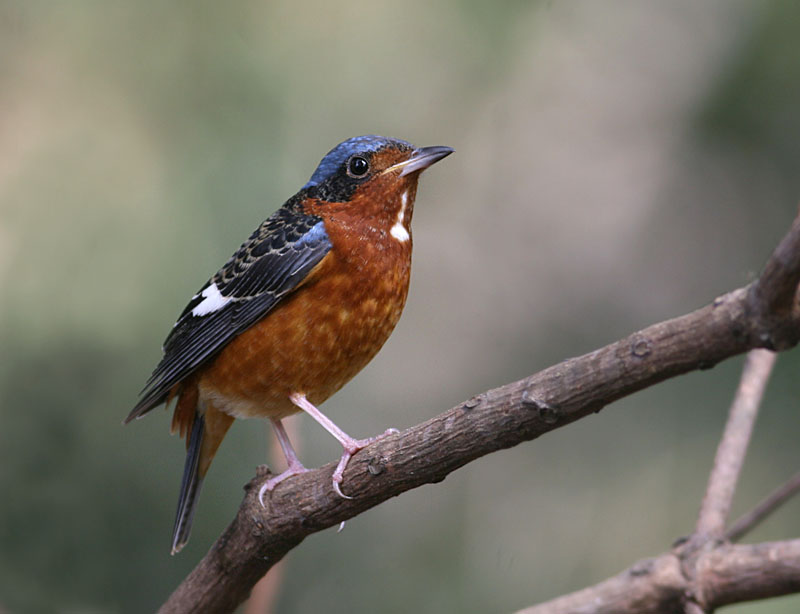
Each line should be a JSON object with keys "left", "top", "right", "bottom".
{"left": 196, "top": 238, "right": 412, "bottom": 419}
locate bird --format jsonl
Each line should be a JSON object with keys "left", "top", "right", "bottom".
{"left": 126, "top": 135, "right": 453, "bottom": 554}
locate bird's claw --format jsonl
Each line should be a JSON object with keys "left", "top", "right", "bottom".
{"left": 258, "top": 464, "right": 309, "bottom": 507}
{"left": 332, "top": 476, "right": 353, "bottom": 500}
{"left": 257, "top": 483, "right": 270, "bottom": 507}
{"left": 331, "top": 426, "right": 399, "bottom": 499}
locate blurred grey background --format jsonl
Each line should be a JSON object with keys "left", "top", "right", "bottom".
{"left": 2, "top": 1, "right": 800, "bottom": 612}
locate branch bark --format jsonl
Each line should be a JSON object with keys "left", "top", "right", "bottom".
{"left": 694, "top": 349, "right": 776, "bottom": 539}
{"left": 516, "top": 540, "right": 800, "bottom": 614}
{"left": 676, "top": 348, "right": 777, "bottom": 613}
{"left": 159, "top": 212, "right": 800, "bottom": 614}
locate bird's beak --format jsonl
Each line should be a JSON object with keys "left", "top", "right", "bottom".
{"left": 384, "top": 145, "right": 455, "bottom": 177}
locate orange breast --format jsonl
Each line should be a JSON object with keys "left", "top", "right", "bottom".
{"left": 197, "top": 227, "right": 411, "bottom": 420}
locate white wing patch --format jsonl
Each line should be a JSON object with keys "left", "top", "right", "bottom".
{"left": 191, "top": 282, "right": 231, "bottom": 316}
{"left": 390, "top": 191, "right": 410, "bottom": 243}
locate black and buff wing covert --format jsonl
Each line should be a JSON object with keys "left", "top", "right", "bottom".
{"left": 126, "top": 199, "right": 331, "bottom": 422}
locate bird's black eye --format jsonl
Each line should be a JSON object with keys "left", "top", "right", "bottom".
{"left": 347, "top": 156, "right": 369, "bottom": 178}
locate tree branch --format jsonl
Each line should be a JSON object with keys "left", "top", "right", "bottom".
{"left": 749, "top": 208, "right": 800, "bottom": 322}
{"left": 159, "top": 212, "right": 800, "bottom": 614}
{"left": 694, "top": 349, "right": 776, "bottom": 539}
{"left": 727, "top": 470, "right": 800, "bottom": 542}
{"left": 680, "top": 348, "right": 776, "bottom": 613}
{"left": 521, "top": 295, "right": 792, "bottom": 614}
{"left": 515, "top": 540, "right": 800, "bottom": 614}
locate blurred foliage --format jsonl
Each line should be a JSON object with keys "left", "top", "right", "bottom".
{"left": 701, "top": 1, "right": 800, "bottom": 138}
{"left": 697, "top": 0, "right": 800, "bottom": 198}
{"left": 2, "top": 1, "right": 800, "bottom": 613}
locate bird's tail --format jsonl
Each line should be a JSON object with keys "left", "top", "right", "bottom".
{"left": 170, "top": 402, "right": 234, "bottom": 555}
{"left": 171, "top": 413, "right": 205, "bottom": 555}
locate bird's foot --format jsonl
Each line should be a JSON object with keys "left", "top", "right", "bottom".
{"left": 332, "top": 427, "right": 399, "bottom": 499}
{"left": 258, "top": 463, "right": 309, "bottom": 507}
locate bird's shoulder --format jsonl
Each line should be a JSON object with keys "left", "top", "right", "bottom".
{"left": 185, "top": 195, "right": 328, "bottom": 313}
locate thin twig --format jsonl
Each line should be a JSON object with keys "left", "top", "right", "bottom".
{"left": 727, "top": 470, "right": 800, "bottom": 542}
{"left": 694, "top": 349, "right": 777, "bottom": 538}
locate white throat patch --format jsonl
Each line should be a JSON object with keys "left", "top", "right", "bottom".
{"left": 390, "top": 191, "right": 410, "bottom": 243}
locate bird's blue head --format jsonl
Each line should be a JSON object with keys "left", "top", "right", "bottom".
{"left": 300, "top": 135, "right": 453, "bottom": 205}
{"left": 304, "top": 135, "right": 413, "bottom": 190}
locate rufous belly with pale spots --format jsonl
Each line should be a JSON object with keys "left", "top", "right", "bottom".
{"left": 197, "top": 243, "right": 410, "bottom": 421}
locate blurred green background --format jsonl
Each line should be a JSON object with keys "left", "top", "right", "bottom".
{"left": 2, "top": 1, "right": 800, "bottom": 612}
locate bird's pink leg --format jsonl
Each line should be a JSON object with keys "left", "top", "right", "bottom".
{"left": 289, "top": 392, "right": 398, "bottom": 499}
{"left": 258, "top": 418, "right": 309, "bottom": 506}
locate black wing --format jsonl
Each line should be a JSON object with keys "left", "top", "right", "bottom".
{"left": 126, "top": 199, "right": 331, "bottom": 422}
